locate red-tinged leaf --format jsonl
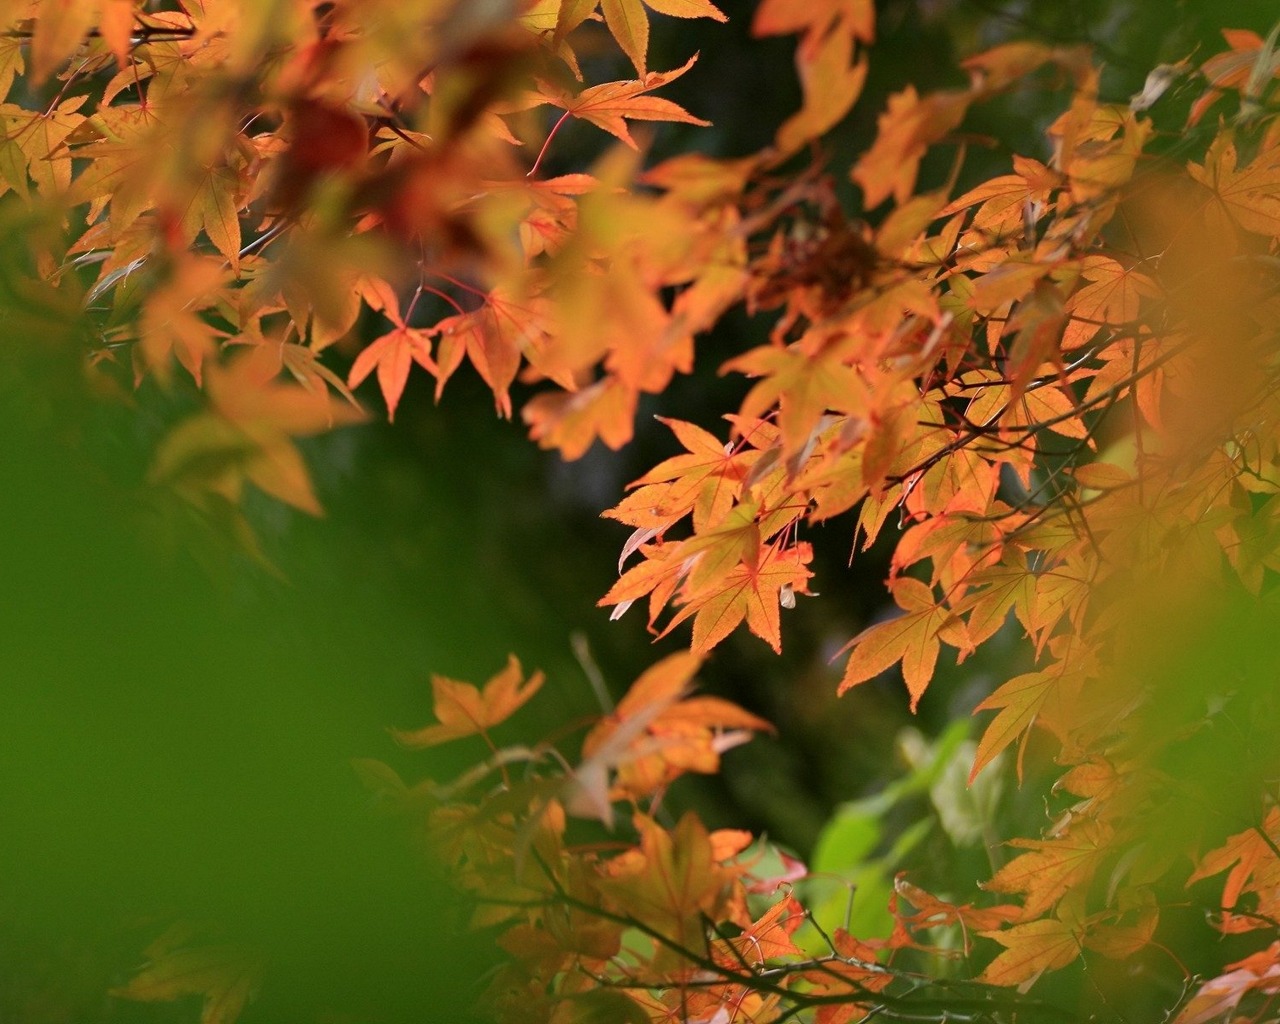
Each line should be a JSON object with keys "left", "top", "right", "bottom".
{"left": 713, "top": 894, "right": 804, "bottom": 966}
{"left": 433, "top": 290, "right": 550, "bottom": 418}
{"left": 838, "top": 577, "right": 966, "bottom": 710}
{"left": 1186, "top": 808, "right": 1280, "bottom": 914}
{"left": 347, "top": 326, "right": 436, "bottom": 423}
{"left": 601, "top": 0, "right": 648, "bottom": 75}
{"left": 894, "top": 878, "right": 1022, "bottom": 940}
{"left": 537, "top": 55, "right": 709, "bottom": 150}
{"left": 392, "top": 656, "right": 544, "bottom": 747}
{"left": 802, "top": 927, "right": 892, "bottom": 1013}
{"left": 978, "top": 918, "right": 1080, "bottom": 986}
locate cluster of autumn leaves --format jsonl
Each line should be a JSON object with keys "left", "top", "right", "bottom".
{"left": 12, "top": 0, "right": 1280, "bottom": 1020}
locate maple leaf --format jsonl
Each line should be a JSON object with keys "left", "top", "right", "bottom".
{"left": 348, "top": 321, "right": 437, "bottom": 423}
{"left": 984, "top": 821, "right": 1112, "bottom": 918}
{"left": 752, "top": 0, "right": 875, "bottom": 59}
{"left": 392, "top": 655, "right": 544, "bottom": 748}
{"left": 152, "top": 344, "right": 366, "bottom": 514}
{"left": 724, "top": 335, "right": 869, "bottom": 458}
{"left": 853, "top": 87, "right": 970, "bottom": 208}
{"left": 1173, "top": 942, "right": 1280, "bottom": 1024}
{"left": 800, "top": 927, "right": 892, "bottom": 1016}
{"left": 112, "top": 926, "right": 264, "bottom": 1024}
{"left": 29, "top": 0, "right": 99, "bottom": 84}
{"left": 598, "top": 811, "right": 744, "bottom": 948}
{"left": 969, "top": 665, "right": 1059, "bottom": 783}
{"left": 137, "top": 255, "right": 227, "bottom": 387}
{"left": 533, "top": 55, "right": 709, "bottom": 150}
{"left": 773, "top": 21, "right": 868, "bottom": 155}
{"left": 1189, "top": 28, "right": 1280, "bottom": 124}
{"left": 601, "top": 0, "right": 650, "bottom": 76}
{"left": 978, "top": 917, "right": 1081, "bottom": 986}
{"left": 598, "top": 539, "right": 688, "bottom": 630}
{"left": 571, "top": 652, "right": 773, "bottom": 816}
{"left": 838, "top": 577, "right": 969, "bottom": 710}
{"left": 1188, "top": 130, "right": 1280, "bottom": 238}
{"left": 665, "top": 540, "right": 814, "bottom": 654}
{"left": 595, "top": 0, "right": 726, "bottom": 76}
{"left": 893, "top": 877, "right": 1022, "bottom": 952}
{"left": 0, "top": 94, "right": 88, "bottom": 199}
{"left": 1062, "top": 255, "right": 1159, "bottom": 348}
{"left": 522, "top": 375, "right": 638, "bottom": 460}
{"left": 711, "top": 894, "right": 804, "bottom": 966}
{"left": 1187, "top": 807, "right": 1280, "bottom": 933}
{"left": 608, "top": 416, "right": 757, "bottom": 535}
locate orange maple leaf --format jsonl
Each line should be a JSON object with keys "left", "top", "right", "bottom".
{"left": 838, "top": 577, "right": 968, "bottom": 710}
{"left": 984, "top": 820, "right": 1112, "bottom": 918}
{"left": 712, "top": 894, "right": 804, "bottom": 967}
{"left": 572, "top": 652, "right": 773, "bottom": 813}
{"left": 347, "top": 324, "right": 437, "bottom": 423}
{"left": 969, "top": 662, "right": 1066, "bottom": 783}
{"left": 978, "top": 917, "right": 1081, "bottom": 986}
{"left": 666, "top": 540, "right": 814, "bottom": 654}
{"left": 607, "top": 416, "right": 757, "bottom": 534}
{"left": 852, "top": 86, "right": 970, "bottom": 208}
{"left": 534, "top": 55, "right": 709, "bottom": 150}
{"left": 598, "top": 811, "right": 745, "bottom": 947}
{"left": 392, "top": 655, "right": 544, "bottom": 748}
{"left": 1188, "top": 130, "right": 1280, "bottom": 238}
